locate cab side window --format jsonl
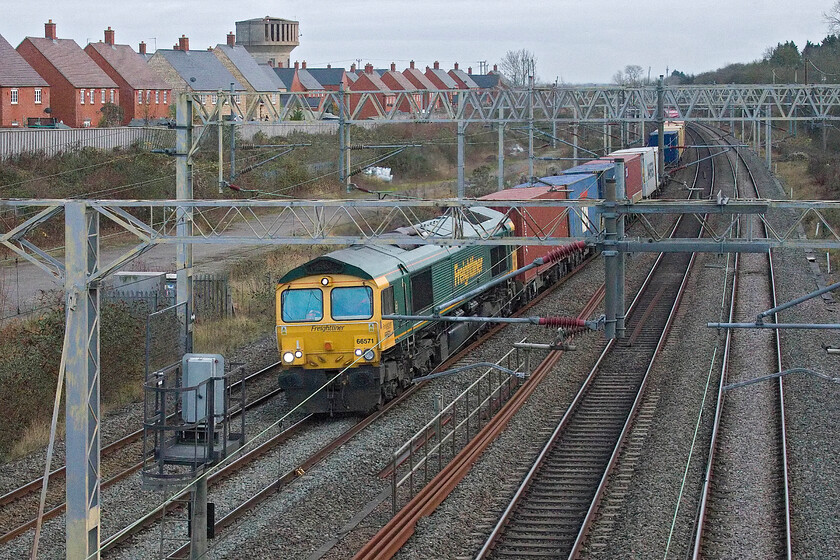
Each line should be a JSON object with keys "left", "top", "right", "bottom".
{"left": 381, "top": 286, "right": 395, "bottom": 316}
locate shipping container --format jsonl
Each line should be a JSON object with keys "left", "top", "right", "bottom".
{"left": 481, "top": 173, "right": 597, "bottom": 283}
{"left": 599, "top": 152, "right": 643, "bottom": 202}
{"left": 648, "top": 129, "right": 681, "bottom": 164}
{"left": 610, "top": 147, "right": 659, "bottom": 197}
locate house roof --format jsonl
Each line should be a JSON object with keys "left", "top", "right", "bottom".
{"left": 296, "top": 69, "right": 323, "bottom": 90}
{"left": 449, "top": 68, "right": 479, "bottom": 88}
{"left": 381, "top": 70, "right": 415, "bottom": 90}
{"left": 403, "top": 67, "right": 436, "bottom": 89}
{"left": 468, "top": 73, "right": 501, "bottom": 88}
{"left": 154, "top": 49, "right": 244, "bottom": 91}
{"left": 345, "top": 72, "right": 358, "bottom": 83}
{"left": 304, "top": 67, "right": 346, "bottom": 87}
{"left": 259, "top": 64, "right": 286, "bottom": 89}
{"left": 426, "top": 67, "right": 458, "bottom": 89}
{"left": 0, "top": 34, "right": 48, "bottom": 87}
{"left": 87, "top": 42, "right": 169, "bottom": 90}
{"left": 352, "top": 71, "right": 391, "bottom": 93}
{"left": 22, "top": 37, "right": 116, "bottom": 88}
{"left": 215, "top": 44, "right": 284, "bottom": 91}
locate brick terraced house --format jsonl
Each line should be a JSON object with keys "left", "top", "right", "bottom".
{"left": 0, "top": 33, "right": 49, "bottom": 127}
{"left": 17, "top": 20, "right": 119, "bottom": 127}
{"left": 85, "top": 27, "right": 171, "bottom": 125}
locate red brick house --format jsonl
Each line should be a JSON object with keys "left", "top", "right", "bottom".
{"left": 425, "top": 61, "right": 458, "bottom": 105}
{"left": 381, "top": 63, "right": 422, "bottom": 113}
{"left": 349, "top": 63, "right": 393, "bottom": 119}
{"left": 0, "top": 34, "right": 49, "bottom": 127}
{"left": 85, "top": 27, "right": 171, "bottom": 125}
{"left": 448, "top": 63, "right": 480, "bottom": 89}
{"left": 403, "top": 60, "right": 439, "bottom": 110}
{"left": 17, "top": 20, "right": 119, "bottom": 127}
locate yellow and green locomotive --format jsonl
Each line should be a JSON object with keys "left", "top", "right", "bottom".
{"left": 276, "top": 207, "right": 517, "bottom": 414}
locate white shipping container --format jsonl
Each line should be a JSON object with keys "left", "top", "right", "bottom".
{"left": 611, "top": 147, "right": 659, "bottom": 198}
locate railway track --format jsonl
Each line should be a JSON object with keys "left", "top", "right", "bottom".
{"left": 104, "top": 253, "right": 601, "bottom": 559}
{"left": 690, "top": 125, "right": 792, "bottom": 558}
{"left": 0, "top": 361, "right": 283, "bottom": 546}
{"left": 468, "top": 130, "right": 713, "bottom": 559}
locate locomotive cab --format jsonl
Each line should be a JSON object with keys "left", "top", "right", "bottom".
{"left": 276, "top": 273, "right": 392, "bottom": 413}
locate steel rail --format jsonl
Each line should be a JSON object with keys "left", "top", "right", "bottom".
{"left": 353, "top": 285, "right": 606, "bottom": 560}
{"left": 690, "top": 123, "right": 792, "bottom": 559}
{"left": 0, "top": 361, "right": 283, "bottom": 546}
{"left": 477, "top": 125, "right": 711, "bottom": 560}
{"left": 169, "top": 251, "right": 600, "bottom": 560}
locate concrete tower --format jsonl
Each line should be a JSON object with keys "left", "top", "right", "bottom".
{"left": 235, "top": 16, "right": 299, "bottom": 68}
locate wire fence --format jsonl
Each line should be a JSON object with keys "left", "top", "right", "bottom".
{"left": 0, "top": 127, "right": 174, "bottom": 160}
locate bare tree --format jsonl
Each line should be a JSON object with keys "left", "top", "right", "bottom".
{"left": 613, "top": 65, "right": 645, "bottom": 86}
{"left": 826, "top": 1, "right": 840, "bottom": 33}
{"left": 499, "top": 49, "right": 537, "bottom": 87}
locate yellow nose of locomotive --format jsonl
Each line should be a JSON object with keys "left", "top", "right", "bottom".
{"left": 278, "top": 322, "right": 380, "bottom": 369}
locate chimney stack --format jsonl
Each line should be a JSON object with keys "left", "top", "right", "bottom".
{"left": 227, "top": 32, "right": 235, "bottom": 47}
{"left": 302, "top": 60, "right": 307, "bottom": 69}
{"left": 410, "top": 60, "right": 415, "bottom": 69}
{"left": 294, "top": 61, "right": 299, "bottom": 69}
{"left": 454, "top": 62, "right": 459, "bottom": 70}
{"left": 468, "top": 66, "right": 472, "bottom": 74}
{"left": 104, "top": 26, "right": 115, "bottom": 45}
{"left": 350, "top": 63, "right": 356, "bottom": 72}
{"left": 45, "top": 19, "right": 57, "bottom": 40}
{"left": 173, "top": 43, "right": 179, "bottom": 50}
{"left": 390, "top": 62, "right": 396, "bottom": 72}
{"left": 433, "top": 61, "right": 440, "bottom": 70}
{"left": 178, "top": 35, "right": 189, "bottom": 52}
{"left": 327, "top": 63, "right": 332, "bottom": 68}
{"left": 276, "top": 61, "right": 282, "bottom": 68}
{"left": 139, "top": 41, "right": 146, "bottom": 55}
{"left": 365, "top": 63, "right": 373, "bottom": 74}
{"left": 493, "top": 64, "right": 498, "bottom": 72}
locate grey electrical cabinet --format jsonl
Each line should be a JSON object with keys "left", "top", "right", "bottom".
{"left": 181, "top": 354, "right": 225, "bottom": 424}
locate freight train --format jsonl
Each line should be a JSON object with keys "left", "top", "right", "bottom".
{"left": 275, "top": 146, "right": 662, "bottom": 414}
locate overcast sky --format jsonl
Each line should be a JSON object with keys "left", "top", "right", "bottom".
{"left": 0, "top": 0, "right": 833, "bottom": 83}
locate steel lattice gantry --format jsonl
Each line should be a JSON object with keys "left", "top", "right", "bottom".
{"left": 6, "top": 195, "right": 840, "bottom": 558}
{"left": 193, "top": 84, "right": 840, "bottom": 125}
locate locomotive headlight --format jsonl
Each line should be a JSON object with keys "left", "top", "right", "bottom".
{"left": 283, "top": 351, "right": 295, "bottom": 363}
{"left": 354, "top": 348, "right": 363, "bottom": 357}
{"left": 320, "top": 277, "right": 330, "bottom": 286}
{"left": 294, "top": 350, "right": 303, "bottom": 359}
{"left": 363, "top": 349, "right": 375, "bottom": 361}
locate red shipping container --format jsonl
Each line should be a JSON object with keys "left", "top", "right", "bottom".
{"left": 601, "top": 153, "right": 643, "bottom": 202}
{"left": 480, "top": 185, "right": 570, "bottom": 284}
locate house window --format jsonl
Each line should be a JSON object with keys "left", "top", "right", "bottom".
{"left": 90, "top": 89, "right": 95, "bottom": 104}
{"left": 234, "top": 94, "right": 241, "bottom": 104}
{"left": 34, "top": 89, "right": 41, "bottom": 104}
{"left": 110, "top": 89, "right": 115, "bottom": 103}
{"left": 10, "top": 89, "right": 18, "bottom": 104}
{"left": 101, "top": 89, "right": 105, "bottom": 104}
{"left": 163, "top": 91, "right": 167, "bottom": 104}
{"left": 211, "top": 94, "right": 218, "bottom": 105}
{"left": 271, "top": 93, "right": 277, "bottom": 104}
{"left": 155, "top": 91, "right": 160, "bottom": 104}
{"left": 137, "top": 91, "right": 143, "bottom": 104}
{"left": 80, "top": 90, "right": 85, "bottom": 104}
{"left": 146, "top": 90, "right": 151, "bottom": 103}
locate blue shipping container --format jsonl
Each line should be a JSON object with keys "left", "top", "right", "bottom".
{"left": 648, "top": 130, "right": 680, "bottom": 164}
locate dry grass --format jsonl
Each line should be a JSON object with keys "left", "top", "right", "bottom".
{"left": 8, "top": 419, "right": 61, "bottom": 461}
{"left": 776, "top": 159, "right": 840, "bottom": 280}
{"left": 194, "top": 314, "right": 270, "bottom": 356}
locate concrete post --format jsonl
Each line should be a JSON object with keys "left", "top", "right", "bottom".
{"left": 190, "top": 476, "right": 208, "bottom": 560}
{"left": 217, "top": 92, "right": 223, "bottom": 194}
{"left": 228, "top": 84, "right": 236, "bottom": 184}
{"left": 497, "top": 106, "right": 504, "bottom": 191}
{"left": 614, "top": 159, "right": 626, "bottom": 338}
{"left": 573, "top": 123, "right": 579, "bottom": 163}
{"left": 65, "top": 202, "right": 101, "bottom": 559}
{"left": 657, "top": 76, "right": 665, "bottom": 185}
{"left": 176, "top": 93, "right": 194, "bottom": 353}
